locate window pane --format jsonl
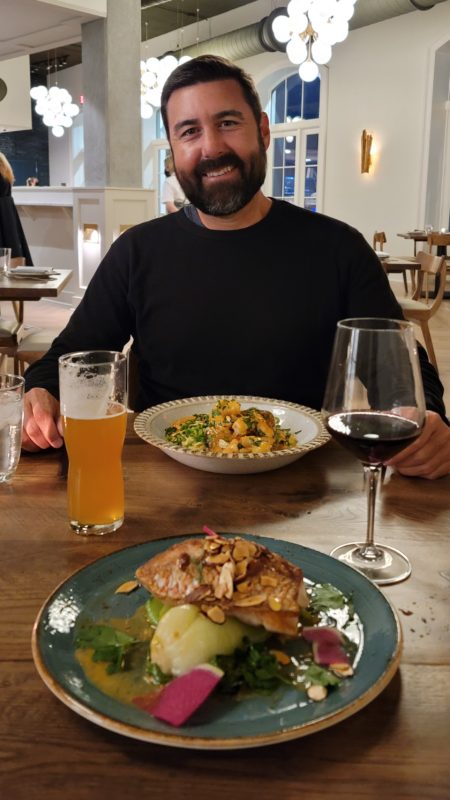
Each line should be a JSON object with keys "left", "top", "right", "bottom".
{"left": 286, "top": 73, "right": 302, "bottom": 120}
{"left": 303, "top": 78, "right": 320, "bottom": 119}
{"left": 271, "top": 83, "right": 286, "bottom": 124}
{"left": 273, "top": 168, "right": 283, "bottom": 198}
{"left": 284, "top": 136, "right": 296, "bottom": 167}
{"left": 304, "top": 166, "right": 317, "bottom": 197}
{"left": 284, "top": 168, "right": 295, "bottom": 197}
{"left": 306, "top": 133, "right": 318, "bottom": 163}
{"left": 274, "top": 138, "right": 284, "bottom": 167}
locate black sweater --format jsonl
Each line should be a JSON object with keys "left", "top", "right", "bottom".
{"left": 25, "top": 200, "right": 447, "bottom": 420}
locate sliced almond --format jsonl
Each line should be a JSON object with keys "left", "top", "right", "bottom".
{"left": 205, "top": 551, "right": 230, "bottom": 565}
{"left": 236, "top": 580, "right": 251, "bottom": 594}
{"left": 268, "top": 595, "right": 282, "bottom": 612}
{"left": 307, "top": 684, "right": 328, "bottom": 702}
{"left": 261, "top": 574, "right": 278, "bottom": 587}
{"left": 233, "top": 593, "right": 266, "bottom": 607}
{"left": 330, "top": 663, "right": 354, "bottom": 677}
{"left": 206, "top": 605, "right": 226, "bottom": 624}
{"left": 215, "top": 561, "right": 235, "bottom": 599}
{"left": 234, "top": 559, "right": 249, "bottom": 580}
{"left": 114, "top": 580, "right": 139, "bottom": 594}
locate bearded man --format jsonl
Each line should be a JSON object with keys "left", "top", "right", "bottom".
{"left": 22, "top": 55, "right": 450, "bottom": 478}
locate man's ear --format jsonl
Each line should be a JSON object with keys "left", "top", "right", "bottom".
{"left": 259, "top": 111, "right": 271, "bottom": 150}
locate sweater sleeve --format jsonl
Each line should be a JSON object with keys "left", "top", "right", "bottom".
{"left": 24, "top": 233, "right": 135, "bottom": 400}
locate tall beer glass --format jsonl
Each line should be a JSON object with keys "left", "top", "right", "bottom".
{"left": 59, "top": 351, "right": 127, "bottom": 535}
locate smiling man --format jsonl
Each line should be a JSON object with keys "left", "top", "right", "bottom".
{"left": 22, "top": 56, "right": 450, "bottom": 478}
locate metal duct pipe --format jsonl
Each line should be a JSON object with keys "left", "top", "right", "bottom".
{"left": 175, "top": 0, "right": 448, "bottom": 60}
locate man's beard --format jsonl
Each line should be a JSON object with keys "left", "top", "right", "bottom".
{"left": 175, "top": 137, "right": 267, "bottom": 217}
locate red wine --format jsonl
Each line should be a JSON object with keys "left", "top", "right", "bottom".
{"left": 326, "top": 411, "right": 421, "bottom": 464}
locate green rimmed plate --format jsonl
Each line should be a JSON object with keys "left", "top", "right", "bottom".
{"left": 31, "top": 535, "right": 402, "bottom": 749}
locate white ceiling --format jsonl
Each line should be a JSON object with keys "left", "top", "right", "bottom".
{"left": 0, "top": 0, "right": 99, "bottom": 63}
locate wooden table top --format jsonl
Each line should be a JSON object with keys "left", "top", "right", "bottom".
{"left": 0, "top": 269, "right": 72, "bottom": 300}
{"left": 1, "top": 417, "right": 449, "bottom": 800}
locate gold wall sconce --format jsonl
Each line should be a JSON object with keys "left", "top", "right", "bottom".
{"left": 361, "top": 129, "right": 373, "bottom": 173}
{"left": 83, "top": 223, "right": 100, "bottom": 243}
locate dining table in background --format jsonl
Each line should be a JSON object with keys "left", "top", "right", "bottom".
{"left": 1, "top": 416, "right": 449, "bottom": 800}
{"left": 0, "top": 268, "right": 72, "bottom": 328}
{"left": 397, "top": 230, "right": 428, "bottom": 256}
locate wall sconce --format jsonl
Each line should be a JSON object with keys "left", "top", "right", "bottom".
{"left": 361, "top": 129, "right": 373, "bottom": 174}
{"left": 83, "top": 224, "right": 100, "bottom": 244}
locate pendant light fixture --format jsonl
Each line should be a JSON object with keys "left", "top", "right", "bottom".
{"left": 271, "top": 0, "right": 358, "bottom": 82}
{"left": 30, "top": 53, "right": 79, "bottom": 137}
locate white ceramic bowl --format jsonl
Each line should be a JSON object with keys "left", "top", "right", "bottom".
{"left": 134, "top": 395, "right": 330, "bottom": 474}
{"left": 375, "top": 250, "right": 390, "bottom": 260}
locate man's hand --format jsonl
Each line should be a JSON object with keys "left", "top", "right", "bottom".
{"left": 22, "top": 388, "right": 64, "bottom": 452}
{"left": 386, "top": 411, "right": 450, "bottom": 479}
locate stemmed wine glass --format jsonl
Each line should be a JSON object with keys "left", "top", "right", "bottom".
{"left": 322, "top": 318, "right": 426, "bottom": 585}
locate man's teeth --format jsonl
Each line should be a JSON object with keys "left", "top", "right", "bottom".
{"left": 205, "top": 165, "right": 234, "bottom": 178}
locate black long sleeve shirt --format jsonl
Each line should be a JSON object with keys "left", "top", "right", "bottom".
{"left": 25, "top": 200, "right": 447, "bottom": 421}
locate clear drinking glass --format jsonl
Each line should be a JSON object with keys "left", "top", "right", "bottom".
{"left": 59, "top": 351, "right": 128, "bottom": 535}
{"left": 322, "top": 319, "right": 426, "bottom": 585}
{"left": 0, "top": 375, "right": 24, "bottom": 482}
{"left": 0, "top": 247, "right": 11, "bottom": 275}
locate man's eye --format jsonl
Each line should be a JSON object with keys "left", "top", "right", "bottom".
{"left": 220, "top": 119, "right": 238, "bottom": 128}
{"left": 180, "top": 127, "right": 198, "bottom": 138}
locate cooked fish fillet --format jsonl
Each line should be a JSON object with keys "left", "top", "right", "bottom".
{"left": 136, "top": 536, "right": 308, "bottom": 636}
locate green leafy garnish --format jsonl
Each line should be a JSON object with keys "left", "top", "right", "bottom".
{"left": 308, "top": 583, "right": 353, "bottom": 614}
{"left": 212, "top": 639, "right": 287, "bottom": 695}
{"left": 147, "top": 661, "right": 172, "bottom": 685}
{"left": 75, "top": 624, "right": 136, "bottom": 674}
{"left": 303, "top": 663, "right": 341, "bottom": 688}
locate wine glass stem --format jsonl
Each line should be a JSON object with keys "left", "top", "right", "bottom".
{"left": 361, "top": 465, "right": 384, "bottom": 560}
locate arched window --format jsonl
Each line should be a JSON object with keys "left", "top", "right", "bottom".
{"left": 266, "top": 73, "right": 321, "bottom": 211}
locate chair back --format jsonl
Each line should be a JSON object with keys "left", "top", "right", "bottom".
{"left": 373, "top": 231, "right": 386, "bottom": 251}
{"left": 413, "top": 251, "right": 447, "bottom": 309}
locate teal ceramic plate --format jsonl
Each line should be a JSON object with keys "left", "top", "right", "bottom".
{"left": 32, "top": 535, "right": 402, "bottom": 750}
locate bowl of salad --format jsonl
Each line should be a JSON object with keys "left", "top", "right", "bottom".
{"left": 134, "top": 396, "right": 330, "bottom": 474}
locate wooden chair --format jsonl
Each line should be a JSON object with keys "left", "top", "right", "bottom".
{"left": 373, "top": 230, "right": 410, "bottom": 293}
{"left": 15, "top": 329, "right": 60, "bottom": 375}
{"left": 398, "top": 251, "right": 446, "bottom": 373}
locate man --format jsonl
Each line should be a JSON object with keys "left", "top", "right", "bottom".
{"left": 23, "top": 55, "right": 450, "bottom": 478}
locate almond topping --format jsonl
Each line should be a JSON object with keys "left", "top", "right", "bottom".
{"left": 307, "top": 684, "right": 328, "bottom": 702}
{"left": 114, "top": 580, "right": 139, "bottom": 594}
{"left": 215, "top": 561, "right": 235, "bottom": 600}
{"left": 232, "top": 540, "right": 254, "bottom": 561}
{"left": 206, "top": 605, "right": 226, "bottom": 624}
{"left": 236, "top": 580, "right": 251, "bottom": 593}
{"left": 268, "top": 596, "right": 282, "bottom": 611}
{"left": 205, "top": 551, "right": 230, "bottom": 565}
{"left": 233, "top": 593, "right": 267, "bottom": 607}
{"left": 261, "top": 575, "right": 278, "bottom": 587}
{"left": 330, "top": 664, "right": 354, "bottom": 677}
{"left": 234, "top": 559, "right": 249, "bottom": 580}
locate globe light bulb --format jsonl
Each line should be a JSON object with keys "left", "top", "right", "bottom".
{"left": 52, "top": 125, "right": 65, "bottom": 138}
{"left": 286, "top": 37, "right": 308, "bottom": 65}
{"left": 271, "top": 14, "right": 292, "bottom": 44}
{"left": 311, "top": 39, "right": 332, "bottom": 65}
{"left": 299, "top": 59, "right": 319, "bottom": 82}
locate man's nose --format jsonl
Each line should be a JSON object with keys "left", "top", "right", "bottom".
{"left": 201, "top": 126, "right": 226, "bottom": 159}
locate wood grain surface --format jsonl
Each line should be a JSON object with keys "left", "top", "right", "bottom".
{"left": 1, "top": 417, "right": 449, "bottom": 800}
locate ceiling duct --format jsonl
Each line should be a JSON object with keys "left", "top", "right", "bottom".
{"left": 174, "top": 0, "right": 448, "bottom": 61}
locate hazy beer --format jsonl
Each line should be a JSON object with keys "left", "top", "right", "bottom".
{"left": 63, "top": 406, "right": 127, "bottom": 527}
{"left": 59, "top": 351, "right": 128, "bottom": 535}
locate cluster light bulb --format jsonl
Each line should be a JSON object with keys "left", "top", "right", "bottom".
{"left": 140, "top": 54, "right": 191, "bottom": 119}
{"left": 271, "top": 0, "right": 358, "bottom": 82}
{"left": 30, "top": 84, "right": 79, "bottom": 137}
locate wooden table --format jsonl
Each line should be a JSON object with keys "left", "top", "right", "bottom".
{"left": 1, "top": 417, "right": 449, "bottom": 800}
{"left": 397, "top": 231, "right": 428, "bottom": 256}
{"left": 0, "top": 269, "right": 72, "bottom": 326}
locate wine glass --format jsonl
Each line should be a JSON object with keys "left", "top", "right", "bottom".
{"left": 322, "top": 318, "right": 426, "bottom": 585}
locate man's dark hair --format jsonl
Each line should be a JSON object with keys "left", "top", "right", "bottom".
{"left": 160, "top": 54, "right": 263, "bottom": 138}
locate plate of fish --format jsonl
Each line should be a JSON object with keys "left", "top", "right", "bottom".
{"left": 32, "top": 533, "right": 401, "bottom": 749}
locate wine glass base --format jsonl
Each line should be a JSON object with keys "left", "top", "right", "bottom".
{"left": 330, "top": 542, "right": 411, "bottom": 585}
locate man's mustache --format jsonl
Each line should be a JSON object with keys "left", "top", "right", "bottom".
{"left": 194, "top": 153, "right": 244, "bottom": 179}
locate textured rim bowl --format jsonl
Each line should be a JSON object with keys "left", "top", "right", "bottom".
{"left": 134, "top": 395, "right": 331, "bottom": 474}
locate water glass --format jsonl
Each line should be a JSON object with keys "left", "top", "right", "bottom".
{"left": 0, "top": 247, "right": 11, "bottom": 275}
{"left": 0, "top": 375, "right": 24, "bottom": 482}
{"left": 59, "top": 351, "right": 128, "bottom": 535}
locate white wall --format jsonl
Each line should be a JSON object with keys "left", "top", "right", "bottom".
{"left": 0, "top": 55, "right": 32, "bottom": 132}
{"left": 323, "top": 3, "right": 450, "bottom": 253}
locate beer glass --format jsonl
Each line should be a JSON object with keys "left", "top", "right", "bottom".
{"left": 59, "top": 351, "right": 127, "bottom": 535}
{"left": 0, "top": 247, "right": 11, "bottom": 275}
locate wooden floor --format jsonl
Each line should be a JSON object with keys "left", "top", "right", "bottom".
{"left": 2, "top": 282, "right": 450, "bottom": 405}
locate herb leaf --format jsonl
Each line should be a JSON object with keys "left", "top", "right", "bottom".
{"left": 212, "top": 639, "right": 284, "bottom": 694}
{"left": 75, "top": 624, "right": 136, "bottom": 674}
{"left": 304, "top": 663, "right": 341, "bottom": 688}
{"left": 308, "top": 583, "right": 352, "bottom": 614}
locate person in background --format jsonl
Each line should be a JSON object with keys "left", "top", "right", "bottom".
{"left": 161, "top": 154, "right": 188, "bottom": 213}
{"left": 0, "top": 152, "right": 33, "bottom": 264}
{"left": 21, "top": 55, "right": 450, "bottom": 478}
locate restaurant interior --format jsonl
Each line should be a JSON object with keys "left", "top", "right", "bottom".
{"left": 0, "top": 2, "right": 449, "bottom": 799}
